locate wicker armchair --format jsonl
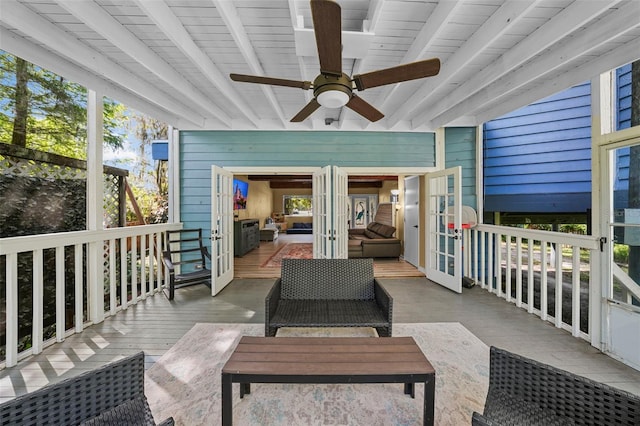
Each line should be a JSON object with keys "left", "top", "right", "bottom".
{"left": 265, "top": 258, "right": 393, "bottom": 337}
{"left": 473, "top": 346, "right": 640, "bottom": 425}
{"left": 0, "top": 352, "right": 173, "bottom": 426}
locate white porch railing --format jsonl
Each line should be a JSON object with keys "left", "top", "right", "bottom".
{"left": 467, "top": 225, "right": 600, "bottom": 342}
{"left": 0, "top": 223, "right": 181, "bottom": 369}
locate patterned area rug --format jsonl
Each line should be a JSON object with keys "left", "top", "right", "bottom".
{"left": 261, "top": 243, "right": 313, "bottom": 268}
{"left": 145, "top": 323, "right": 489, "bottom": 425}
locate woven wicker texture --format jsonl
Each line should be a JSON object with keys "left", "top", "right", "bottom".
{"left": 280, "top": 258, "right": 375, "bottom": 300}
{"left": 0, "top": 352, "right": 171, "bottom": 426}
{"left": 265, "top": 259, "right": 392, "bottom": 337}
{"left": 476, "top": 346, "right": 640, "bottom": 426}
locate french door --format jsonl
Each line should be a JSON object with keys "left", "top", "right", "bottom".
{"left": 210, "top": 166, "right": 234, "bottom": 295}
{"left": 312, "top": 165, "right": 348, "bottom": 258}
{"left": 425, "top": 166, "right": 462, "bottom": 293}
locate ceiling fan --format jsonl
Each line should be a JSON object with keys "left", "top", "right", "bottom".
{"left": 229, "top": 0, "right": 440, "bottom": 123}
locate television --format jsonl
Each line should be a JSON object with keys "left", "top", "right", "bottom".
{"left": 233, "top": 178, "right": 248, "bottom": 210}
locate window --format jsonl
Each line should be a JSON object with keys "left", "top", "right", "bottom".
{"left": 283, "top": 195, "right": 312, "bottom": 215}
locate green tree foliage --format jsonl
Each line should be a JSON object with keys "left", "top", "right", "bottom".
{"left": 0, "top": 50, "right": 125, "bottom": 157}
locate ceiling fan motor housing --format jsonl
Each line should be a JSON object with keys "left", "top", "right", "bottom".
{"left": 313, "top": 73, "right": 353, "bottom": 107}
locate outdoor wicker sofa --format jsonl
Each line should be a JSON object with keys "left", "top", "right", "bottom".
{"left": 472, "top": 346, "right": 640, "bottom": 425}
{"left": 265, "top": 258, "right": 393, "bottom": 337}
{"left": 0, "top": 351, "right": 173, "bottom": 426}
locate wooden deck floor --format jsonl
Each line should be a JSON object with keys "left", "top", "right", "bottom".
{"left": 2, "top": 253, "right": 640, "bottom": 406}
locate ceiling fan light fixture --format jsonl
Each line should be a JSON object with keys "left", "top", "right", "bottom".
{"left": 316, "top": 90, "right": 350, "bottom": 108}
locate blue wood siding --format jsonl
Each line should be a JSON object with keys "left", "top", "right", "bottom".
{"left": 617, "top": 63, "right": 632, "bottom": 131}
{"left": 615, "top": 63, "right": 632, "bottom": 209}
{"left": 179, "top": 130, "right": 436, "bottom": 233}
{"left": 483, "top": 83, "right": 592, "bottom": 213}
{"left": 445, "top": 127, "right": 477, "bottom": 209}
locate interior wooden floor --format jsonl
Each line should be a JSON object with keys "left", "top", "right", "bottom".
{"left": 2, "top": 275, "right": 640, "bottom": 404}
{"left": 234, "top": 233, "right": 425, "bottom": 278}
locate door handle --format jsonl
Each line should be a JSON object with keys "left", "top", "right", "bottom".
{"left": 413, "top": 225, "right": 419, "bottom": 228}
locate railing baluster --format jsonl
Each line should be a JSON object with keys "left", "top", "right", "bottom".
{"left": 109, "top": 239, "right": 117, "bottom": 315}
{"left": 131, "top": 235, "right": 138, "bottom": 303}
{"left": 572, "top": 248, "right": 581, "bottom": 337}
{"left": 33, "top": 249, "right": 44, "bottom": 354}
{"left": 74, "top": 243, "right": 83, "bottom": 332}
{"left": 487, "top": 232, "right": 494, "bottom": 293}
{"left": 541, "top": 241, "right": 548, "bottom": 322}
{"left": 141, "top": 233, "right": 147, "bottom": 299}
{"left": 55, "top": 246, "right": 65, "bottom": 342}
{"left": 496, "top": 233, "right": 502, "bottom": 298}
{"left": 120, "top": 237, "right": 127, "bottom": 310}
{"left": 480, "top": 230, "right": 486, "bottom": 288}
{"left": 6, "top": 252, "right": 18, "bottom": 367}
{"left": 527, "top": 240, "right": 534, "bottom": 314}
{"left": 555, "top": 242, "right": 563, "bottom": 328}
{"left": 515, "top": 237, "right": 522, "bottom": 308}
{"left": 149, "top": 231, "right": 155, "bottom": 293}
{"left": 505, "top": 235, "right": 512, "bottom": 302}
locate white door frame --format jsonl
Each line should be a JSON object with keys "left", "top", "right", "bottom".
{"left": 403, "top": 176, "right": 420, "bottom": 267}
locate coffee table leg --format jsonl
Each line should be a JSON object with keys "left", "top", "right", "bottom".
{"left": 404, "top": 383, "right": 416, "bottom": 398}
{"left": 222, "top": 373, "right": 233, "bottom": 426}
{"left": 423, "top": 375, "right": 435, "bottom": 426}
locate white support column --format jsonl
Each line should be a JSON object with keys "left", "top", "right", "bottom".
{"left": 87, "top": 90, "right": 105, "bottom": 324}
{"left": 590, "top": 71, "right": 614, "bottom": 349}
{"left": 169, "top": 126, "right": 180, "bottom": 223}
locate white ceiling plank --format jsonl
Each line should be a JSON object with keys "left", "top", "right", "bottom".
{"left": 413, "top": 0, "right": 623, "bottom": 126}
{"left": 430, "top": 1, "right": 640, "bottom": 128}
{"left": 55, "top": 0, "right": 232, "bottom": 124}
{"left": 385, "top": 0, "right": 541, "bottom": 128}
{"left": 134, "top": 0, "right": 261, "bottom": 127}
{"left": 287, "top": 0, "right": 316, "bottom": 129}
{"left": 0, "top": 27, "right": 187, "bottom": 127}
{"left": 476, "top": 34, "right": 640, "bottom": 125}
{"left": 0, "top": 0, "right": 206, "bottom": 128}
{"left": 213, "top": 0, "right": 288, "bottom": 126}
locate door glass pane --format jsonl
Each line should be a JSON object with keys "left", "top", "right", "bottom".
{"left": 611, "top": 142, "right": 640, "bottom": 306}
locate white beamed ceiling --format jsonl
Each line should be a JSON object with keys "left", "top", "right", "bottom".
{"left": 1, "top": 0, "right": 638, "bottom": 131}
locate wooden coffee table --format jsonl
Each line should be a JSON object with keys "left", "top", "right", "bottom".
{"left": 221, "top": 336, "right": 436, "bottom": 425}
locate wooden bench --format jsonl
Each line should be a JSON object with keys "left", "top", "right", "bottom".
{"left": 162, "top": 228, "right": 211, "bottom": 300}
{"left": 221, "top": 336, "right": 436, "bottom": 425}
{"left": 264, "top": 258, "right": 393, "bottom": 337}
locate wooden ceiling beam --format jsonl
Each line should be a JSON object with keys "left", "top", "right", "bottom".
{"left": 1, "top": 0, "right": 207, "bottom": 128}
{"left": 214, "top": 0, "right": 288, "bottom": 126}
{"left": 386, "top": 0, "right": 540, "bottom": 128}
{"left": 56, "top": 0, "right": 231, "bottom": 124}
{"left": 419, "top": 0, "right": 622, "bottom": 128}
{"left": 133, "top": 0, "right": 261, "bottom": 127}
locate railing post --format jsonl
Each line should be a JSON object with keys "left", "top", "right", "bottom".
{"left": 88, "top": 241, "right": 105, "bottom": 324}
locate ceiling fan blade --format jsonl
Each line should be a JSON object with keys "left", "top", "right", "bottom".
{"left": 353, "top": 58, "right": 441, "bottom": 91}
{"left": 230, "top": 73, "right": 311, "bottom": 90}
{"left": 290, "top": 98, "right": 321, "bottom": 122}
{"left": 311, "top": 0, "right": 342, "bottom": 76}
{"left": 346, "top": 95, "right": 384, "bottom": 122}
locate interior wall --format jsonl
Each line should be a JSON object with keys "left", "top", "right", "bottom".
{"left": 234, "top": 176, "right": 272, "bottom": 227}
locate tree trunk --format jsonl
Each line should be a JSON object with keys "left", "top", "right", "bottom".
{"left": 11, "top": 57, "right": 29, "bottom": 147}
{"left": 629, "top": 60, "right": 639, "bottom": 284}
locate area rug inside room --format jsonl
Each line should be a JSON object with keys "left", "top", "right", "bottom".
{"left": 261, "top": 243, "right": 313, "bottom": 268}
{"left": 145, "top": 323, "right": 489, "bottom": 425}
